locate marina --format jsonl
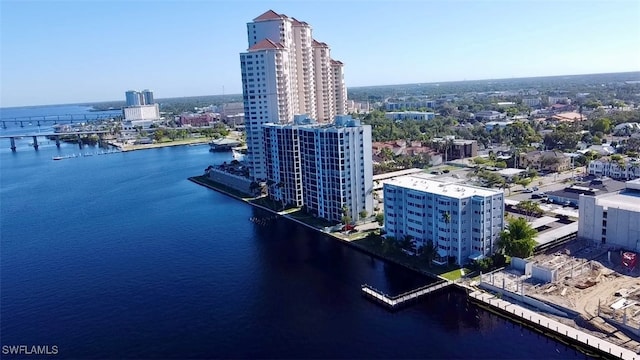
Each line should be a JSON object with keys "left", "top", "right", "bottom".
{"left": 52, "top": 150, "right": 122, "bottom": 160}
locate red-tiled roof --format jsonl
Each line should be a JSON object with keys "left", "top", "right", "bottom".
{"left": 291, "top": 17, "right": 309, "bottom": 26}
{"left": 253, "top": 10, "right": 285, "bottom": 21}
{"left": 248, "top": 38, "right": 284, "bottom": 51}
{"left": 331, "top": 59, "right": 343, "bottom": 65}
{"left": 312, "top": 39, "right": 328, "bottom": 47}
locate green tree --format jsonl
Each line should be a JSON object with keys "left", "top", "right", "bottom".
{"left": 341, "top": 206, "right": 351, "bottom": 225}
{"left": 516, "top": 177, "right": 533, "bottom": 188}
{"left": 516, "top": 200, "right": 543, "bottom": 219}
{"left": 419, "top": 240, "right": 437, "bottom": 268}
{"left": 497, "top": 217, "right": 537, "bottom": 258}
{"left": 153, "top": 129, "right": 165, "bottom": 142}
{"left": 591, "top": 118, "right": 612, "bottom": 135}
{"left": 375, "top": 213, "right": 384, "bottom": 226}
{"left": 359, "top": 209, "right": 368, "bottom": 221}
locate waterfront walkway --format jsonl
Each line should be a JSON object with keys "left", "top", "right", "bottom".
{"left": 469, "top": 290, "right": 637, "bottom": 360}
{"left": 362, "top": 280, "right": 453, "bottom": 310}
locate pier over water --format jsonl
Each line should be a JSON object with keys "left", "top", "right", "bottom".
{"left": 361, "top": 280, "right": 453, "bottom": 310}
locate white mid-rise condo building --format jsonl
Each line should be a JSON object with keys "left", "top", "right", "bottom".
{"left": 384, "top": 177, "right": 504, "bottom": 265}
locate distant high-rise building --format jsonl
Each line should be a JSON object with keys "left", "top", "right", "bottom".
{"left": 142, "top": 90, "right": 154, "bottom": 105}
{"left": 126, "top": 90, "right": 142, "bottom": 106}
{"left": 125, "top": 89, "right": 155, "bottom": 106}
{"left": 123, "top": 89, "right": 159, "bottom": 122}
{"left": 240, "top": 10, "right": 348, "bottom": 181}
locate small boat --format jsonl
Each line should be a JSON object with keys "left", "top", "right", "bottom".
{"left": 52, "top": 156, "right": 64, "bottom": 160}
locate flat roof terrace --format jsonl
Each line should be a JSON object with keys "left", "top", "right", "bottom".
{"left": 385, "top": 176, "right": 503, "bottom": 199}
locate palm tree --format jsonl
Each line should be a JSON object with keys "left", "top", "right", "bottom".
{"left": 497, "top": 217, "right": 537, "bottom": 258}
{"left": 276, "top": 182, "right": 285, "bottom": 210}
{"left": 420, "top": 240, "right": 437, "bottom": 267}
{"left": 440, "top": 211, "right": 452, "bottom": 264}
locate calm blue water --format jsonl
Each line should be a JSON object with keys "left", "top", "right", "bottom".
{"left": 0, "top": 108, "right": 585, "bottom": 359}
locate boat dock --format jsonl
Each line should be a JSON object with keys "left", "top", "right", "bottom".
{"left": 361, "top": 280, "right": 453, "bottom": 310}
{"left": 468, "top": 290, "right": 637, "bottom": 360}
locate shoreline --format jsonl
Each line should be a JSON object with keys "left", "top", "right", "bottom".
{"left": 187, "top": 175, "right": 441, "bottom": 281}
{"left": 108, "top": 138, "right": 211, "bottom": 152}
{"left": 189, "top": 174, "right": 635, "bottom": 358}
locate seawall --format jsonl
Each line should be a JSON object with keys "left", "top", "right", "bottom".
{"left": 190, "top": 175, "right": 637, "bottom": 358}
{"left": 188, "top": 175, "right": 441, "bottom": 281}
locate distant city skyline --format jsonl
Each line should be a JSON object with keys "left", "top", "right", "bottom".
{"left": 1, "top": 0, "right": 639, "bottom": 107}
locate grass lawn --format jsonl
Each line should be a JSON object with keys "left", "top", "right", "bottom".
{"left": 352, "top": 234, "right": 477, "bottom": 279}
{"left": 440, "top": 267, "right": 471, "bottom": 281}
{"left": 287, "top": 209, "right": 338, "bottom": 228}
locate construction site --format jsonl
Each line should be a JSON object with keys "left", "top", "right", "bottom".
{"left": 480, "top": 240, "right": 640, "bottom": 353}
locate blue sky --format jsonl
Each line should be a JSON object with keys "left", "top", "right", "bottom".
{"left": 1, "top": 0, "right": 639, "bottom": 107}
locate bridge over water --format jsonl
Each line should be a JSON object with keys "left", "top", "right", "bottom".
{"left": 0, "top": 113, "right": 121, "bottom": 129}
{"left": 0, "top": 131, "right": 112, "bottom": 151}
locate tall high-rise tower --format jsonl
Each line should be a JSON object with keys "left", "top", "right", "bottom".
{"left": 126, "top": 90, "right": 142, "bottom": 106}
{"left": 141, "top": 90, "right": 154, "bottom": 105}
{"left": 240, "top": 10, "right": 348, "bottom": 181}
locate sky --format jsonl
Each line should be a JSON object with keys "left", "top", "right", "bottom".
{"left": 1, "top": 0, "right": 639, "bottom": 107}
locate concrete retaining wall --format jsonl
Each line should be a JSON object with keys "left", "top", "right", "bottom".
{"left": 479, "top": 282, "right": 569, "bottom": 317}
{"left": 207, "top": 169, "right": 252, "bottom": 195}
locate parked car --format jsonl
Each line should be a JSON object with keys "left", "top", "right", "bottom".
{"left": 531, "top": 193, "right": 546, "bottom": 199}
{"left": 523, "top": 188, "right": 533, "bottom": 193}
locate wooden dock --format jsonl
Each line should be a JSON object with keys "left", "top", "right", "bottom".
{"left": 362, "top": 280, "right": 453, "bottom": 310}
{"left": 468, "top": 290, "right": 638, "bottom": 360}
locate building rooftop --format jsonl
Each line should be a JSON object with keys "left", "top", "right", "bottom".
{"left": 384, "top": 176, "right": 503, "bottom": 199}
{"left": 549, "top": 179, "right": 628, "bottom": 202}
{"left": 373, "top": 168, "right": 427, "bottom": 181}
{"left": 497, "top": 168, "right": 527, "bottom": 177}
{"left": 535, "top": 222, "right": 579, "bottom": 246}
{"left": 312, "top": 39, "right": 328, "bottom": 47}
{"left": 529, "top": 216, "right": 558, "bottom": 230}
{"left": 253, "top": 10, "right": 286, "bottom": 22}
{"left": 248, "top": 38, "right": 284, "bottom": 51}
{"left": 594, "top": 188, "right": 640, "bottom": 212}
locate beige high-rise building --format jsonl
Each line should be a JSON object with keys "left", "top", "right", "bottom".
{"left": 240, "top": 10, "right": 348, "bottom": 180}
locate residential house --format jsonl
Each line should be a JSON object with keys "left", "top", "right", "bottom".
{"left": 588, "top": 158, "right": 640, "bottom": 180}
{"left": 519, "top": 150, "right": 571, "bottom": 172}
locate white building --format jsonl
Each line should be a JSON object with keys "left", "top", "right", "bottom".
{"left": 383, "top": 177, "right": 505, "bottom": 265}
{"left": 587, "top": 159, "right": 640, "bottom": 180}
{"left": 385, "top": 111, "right": 435, "bottom": 121}
{"left": 262, "top": 115, "right": 373, "bottom": 223}
{"left": 123, "top": 104, "right": 160, "bottom": 121}
{"left": 240, "top": 10, "right": 348, "bottom": 180}
{"left": 548, "top": 95, "right": 570, "bottom": 104}
{"left": 578, "top": 179, "right": 640, "bottom": 250}
{"left": 475, "top": 110, "right": 504, "bottom": 121}
{"left": 522, "top": 98, "right": 541, "bottom": 107}
{"left": 384, "top": 100, "right": 436, "bottom": 111}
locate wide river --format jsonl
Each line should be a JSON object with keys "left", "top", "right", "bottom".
{"left": 0, "top": 106, "right": 584, "bottom": 359}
